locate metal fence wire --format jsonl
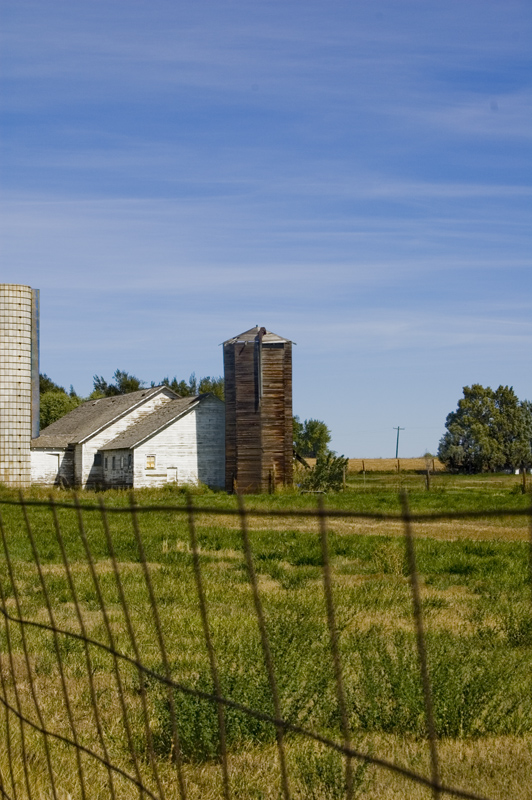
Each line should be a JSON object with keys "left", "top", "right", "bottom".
{"left": 0, "top": 493, "right": 530, "bottom": 800}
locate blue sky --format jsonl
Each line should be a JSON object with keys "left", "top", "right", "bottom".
{"left": 1, "top": 0, "right": 530, "bottom": 456}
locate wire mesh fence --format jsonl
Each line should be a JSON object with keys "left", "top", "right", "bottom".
{"left": 0, "top": 493, "right": 530, "bottom": 800}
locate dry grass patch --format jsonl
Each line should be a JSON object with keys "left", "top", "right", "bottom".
{"left": 361, "top": 733, "right": 532, "bottom": 800}
{"left": 347, "top": 457, "right": 446, "bottom": 472}
{"left": 328, "top": 517, "right": 529, "bottom": 541}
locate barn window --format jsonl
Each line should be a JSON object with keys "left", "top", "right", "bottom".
{"left": 128, "top": 454, "right": 132, "bottom": 468}
{"left": 112, "top": 456, "right": 116, "bottom": 470}
{"left": 120, "top": 456, "right": 124, "bottom": 468}
{"left": 94, "top": 453, "right": 102, "bottom": 467}
{"left": 146, "top": 455, "right": 156, "bottom": 470}
{"left": 105, "top": 457, "right": 108, "bottom": 469}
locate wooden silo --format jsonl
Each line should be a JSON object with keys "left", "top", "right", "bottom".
{"left": 224, "top": 326, "right": 293, "bottom": 493}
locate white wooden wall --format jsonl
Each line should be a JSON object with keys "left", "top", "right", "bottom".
{"left": 131, "top": 396, "right": 225, "bottom": 489}
{"left": 31, "top": 448, "right": 74, "bottom": 486}
{"left": 78, "top": 388, "right": 175, "bottom": 487}
{"left": 196, "top": 395, "right": 225, "bottom": 488}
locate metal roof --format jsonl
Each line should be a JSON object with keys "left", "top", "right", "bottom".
{"left": 31, "top": 386, "right": 175, "bottom": 449}
{"left": 100, "top": 395, "right": 208, "bottom": 450}
{"left": 222, "top": 326, "right": 292, "bottom": 345}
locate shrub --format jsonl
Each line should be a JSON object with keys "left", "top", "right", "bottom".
{"left": 299, "top": 452, "right": 348, "bottom": 493}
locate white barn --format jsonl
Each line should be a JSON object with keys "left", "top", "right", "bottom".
{"left": 31, "top": 386, "right": 225, "bottom": 489}
{"left": 101, "top": 394, "right": 224, "bottom": 488}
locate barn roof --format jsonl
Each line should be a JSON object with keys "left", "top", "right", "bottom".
{"left": 100, "top": 395, "right": 205, "bottom": 451}
{"left": 31, "top": 386, "right": 175, "bottom": 449}
{"left": 223, "top": 326, "right": 292, "bottom": 345}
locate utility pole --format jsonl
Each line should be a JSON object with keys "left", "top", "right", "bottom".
{"left": 394, "top": 426, "right": 405, "bottom": 459}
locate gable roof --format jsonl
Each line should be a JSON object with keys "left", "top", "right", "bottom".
{"left": 32, "top": 386, "right": 176, "bottom": 449}
{"left": 223, "top": 326, "right": 292, "bottom": 345}
{"left": 100, "top": 395, "right": 206, "bottom": 451}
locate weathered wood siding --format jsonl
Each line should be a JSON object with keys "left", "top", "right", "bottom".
{"left": 102, "top": 449, "right": 133, "bottom": 488}
{"left": 224, "top": 343, "right": 237, "bottom": 491}
{"left": 131, "top": 396, "right": 225, "bottom": 489}
{"left": 196, "top": 395, "right": 225, "bottom": 488}
{"left": 224, "top": 339, "right": 262, "bottom": 492}
{"left": 74, "top": 444, "right": 83, "bottom": 486}
{"left": 224, "top": 332, "right": 292, "bottom": 493}
{"left": 31, "top": 447, "right": 74, "bottom": 486}
{"left": 79, "top": 388, "right": 175, "bottom": 487}
{"left": 261, "top": 342, "right": 293, "bottom": 491}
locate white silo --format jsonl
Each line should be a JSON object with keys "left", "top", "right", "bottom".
{"left": 0, "top": 284, "right": 40, "bottom": 487}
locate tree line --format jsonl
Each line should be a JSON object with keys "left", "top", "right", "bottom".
{"left": 39, "top": 370, "right": 224, "bottom": 429}
{"left": 39, "top": 370, "right": 335, "bottom": 451}
{"left": 40, "top": 375, "right": 531, "bottom": 477}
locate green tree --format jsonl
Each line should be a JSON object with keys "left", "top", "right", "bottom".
{"left": 162, "top": 373, "right": 197, "bottom": 396}
{"left": 161, "top": 373, "right": 224, "bottom": 400}
{"left": 39, "top": 373, "right": 66, "bottom": 395}
{"left": 438, "top": 385, "right": 532, "bottom": 473}
{"left": 40, "top": 392, "right": 82, "bottom": 430}
{"left": 92, "top": 369, "right": 145, "bottom": 397}
{"left": 198, "top": 375, "right": 224, "bottom": 400}
{"left": 293, "top": 416, "right": 304, "bottom": 450}
{"left": 293, "top": 416, "right": 332, "bottom": 458}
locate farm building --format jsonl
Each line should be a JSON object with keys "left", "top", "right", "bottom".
{"left": 0, "top": 290, "right": 294, "bottom": 494}
{"left": 31, "top": 386, "right": 225, "bottom": 489}
{"left": 224, "top": 326, "right": 293, "bottom": 493}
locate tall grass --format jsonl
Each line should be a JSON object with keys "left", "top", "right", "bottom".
{"left": 0, "top": 484, "right": 531, "bottom": 799}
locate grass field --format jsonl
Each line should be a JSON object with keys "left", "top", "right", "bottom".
{"left": 0, "top": 478, "right": 531, "bottom": 799}
{"left": 306, "top": 458, "right": 527, "bottom": 495}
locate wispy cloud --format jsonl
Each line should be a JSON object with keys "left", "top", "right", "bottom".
{"left": 416, "top": 89, "right": 532, "bottom": 139}
{"left": 2, "top": 0, "right": 531, "bottom": 455}
{"left": 1, "top": 194, "right": 528, "bottom": 299}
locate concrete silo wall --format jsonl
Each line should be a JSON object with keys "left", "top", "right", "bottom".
{"left": 0, "top": 284, "right": 39, "bottom": 487}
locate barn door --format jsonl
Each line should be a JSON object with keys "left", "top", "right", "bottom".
{"left": 166, "top": 468, "right": 178, "bottom": 483}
